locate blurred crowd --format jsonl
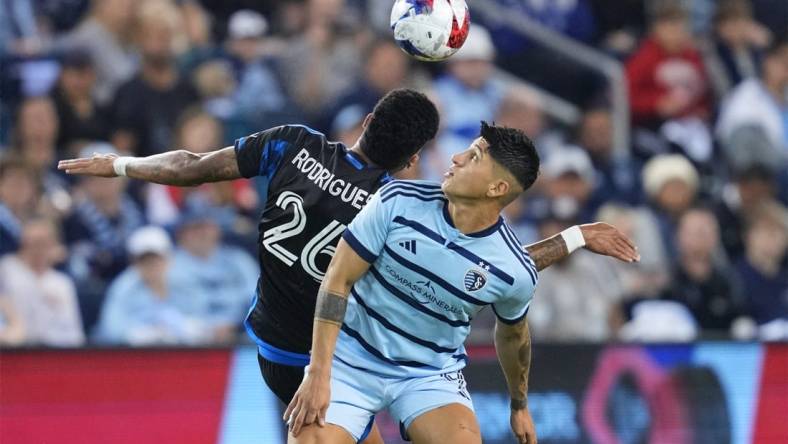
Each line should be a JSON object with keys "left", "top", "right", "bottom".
{"left": 0, "top": 0, "right": 786, "bottom": 348}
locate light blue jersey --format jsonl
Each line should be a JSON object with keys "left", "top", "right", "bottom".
{"left": 337, "top": 180, "right": 538, "bottom": 378}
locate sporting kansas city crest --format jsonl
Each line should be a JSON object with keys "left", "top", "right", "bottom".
{"left": 464, "top": 269, "right": 487, "bottom": 292}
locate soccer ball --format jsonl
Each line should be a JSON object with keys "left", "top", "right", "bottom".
{"left": 390, "top": 0, "right": 471, "bottom": 62}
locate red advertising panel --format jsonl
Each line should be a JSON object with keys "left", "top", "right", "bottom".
{"left": 1, "top": 349, "right": 232, "bottom": 444}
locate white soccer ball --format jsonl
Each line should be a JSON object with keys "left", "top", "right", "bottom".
{"left": 390, "top": 0, "right": 471, "bottom": 62}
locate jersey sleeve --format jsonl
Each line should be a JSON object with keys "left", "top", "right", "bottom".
{"left": 234, "top": 125, "right": 302, "bottom": 179}
{"left": 341, "top": 187, "right": 394, "bottom": 264}
{"left": 492, "top": 278, "right": 536, "bottom": 325}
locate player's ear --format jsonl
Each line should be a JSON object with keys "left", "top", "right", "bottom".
{"left": 487, "top": 179, "right": 510, "bottom": 198}
{"left": 408, "top": 153, "right": 419, "bottom": 166}
{"left": 361, "top": 113, "right": 374, "bottom": 129}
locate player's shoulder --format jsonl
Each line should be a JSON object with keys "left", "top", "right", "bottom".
{"left": 268, "top": 124, "right": 328, "bottom": 143}
{"left": 378, "top": 180, "right": 445, "bottom": 204}
{"left": 493, "top": 221, "right": 538, "bottom": 288}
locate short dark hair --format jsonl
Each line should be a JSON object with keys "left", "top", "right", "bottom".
{"left": 480, "top": 121, "right": 540, "bottom": 191}
{"left": 360, "top": 88, "right": 439, "bottom": 171}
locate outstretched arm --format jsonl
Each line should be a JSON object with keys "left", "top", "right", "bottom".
{"left": 283, "top": 238, "right": 372, "bottom": 436}
{"left": 57, "top": 147, "right": 242, "bottom": 186}
{"left": 495, "top": 317, "right": 536, "bottom": 444}
{"left": 524, "top": 222, "right": 639, "bottom": 271}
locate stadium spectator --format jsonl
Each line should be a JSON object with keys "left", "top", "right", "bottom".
{"left": 169, "top": 208, "right": 258, "bottom": 342}
{"left": 52, "top": 47, "right": 110, "bottom": 155}
{"left": 63, "top": 143, "right": 145, "bottom": 332}
{"left": 329, "top": 38, "right": 412, "bottom": 124}
{"left": 177, "top": 0, "right": 217, "bottom": 71}
{"left": 716, "top": 38, "right": 788, "bottom": 159}
{"left": 278, "top": 0, "right": 364, "bottom": 117}
{"left": 528, "top": 216, "right": 624, "bottom": 342}
{"left": 626, "top": 1, "right": 711, "bottom": 129}
{"left": 0, "top": 157, "right": 39, "bottom": 256}
{"left": 95, "top": 225, "right": 211, "bottom": 345}
{"left": 60, "top": 0, "right": 138, "bottom": 106}
{"left": 539, "top": 146, "right": 597, "bottom": 224}
{"left": 9, "top": 97, "right": 71, "bottom": 216}
{"left": 495, "top": 87, "right": 551, "bottom": 155}
{"left": 223, "top": 9, "right": 295, "bottom": 128}
{"left": 702, "top": 0, "right": 772, "bottom": 99}
{"left": 575, "top": 108, "right": 642, "bottom": 209}
{"left": 191, "top": 58, "right": 238, "bottom": 124}
{"left": 735, "top": 200, "right": 788, "bottom": 325}
{"left": 110, "top": 0, "right": 199, "bottom": 156}
{"left": 627, "top": 1, "right": 714, "bottom": 164}
{"left": 716, "top": 165, "right": 779, "bottom": 260}
{"left": 663, "top": 208, "right": 744, "bottom": 334}
{"left": 642, "top": 154, "right": 700, "bottom": 259}
{"left": 0, "top": 218, "right": 85, "bottom": 346}
{"left": 597, "top": 203, "right": 673, "bottom": 339}
{"left": 424, "top": 25, "right": 504, "bottom": 180}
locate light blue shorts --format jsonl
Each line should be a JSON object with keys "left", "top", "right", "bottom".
{"left": 325, "top": 357, "right": 475, "bottom": 442}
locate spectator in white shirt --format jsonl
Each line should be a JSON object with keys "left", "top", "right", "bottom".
{"left": 716, "top": 39, "right": 788, "bottom": 159}
{"left": 0, "top": 219, "right": 85, "bottom": 346}
{"left": 95, "top": 226, "right": 211, "bottom": 345}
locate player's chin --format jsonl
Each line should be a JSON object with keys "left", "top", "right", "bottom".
{"left": 440, "top": 177, "right": 452, "bottom": 192}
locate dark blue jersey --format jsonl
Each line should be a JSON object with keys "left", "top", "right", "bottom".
{"left": 234, "top": 125, "right": 391, "bottom": 357}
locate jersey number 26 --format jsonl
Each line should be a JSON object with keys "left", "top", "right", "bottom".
{"left": 263, "top": 191, "right": 346, "bottom": 281}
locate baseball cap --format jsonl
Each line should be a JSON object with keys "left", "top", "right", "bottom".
{"left": 228, "top": 10, "right": 268, "bottom": 39}
{"left": 127, "top": 226, "right": 173, "bottom": 258}
{"left": 544, "top": 146, "right": 595, "bottom": 183}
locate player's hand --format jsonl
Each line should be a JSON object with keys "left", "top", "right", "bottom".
{"left": 510, "top": 407, "right": 537, "bottom": 444}
{"left": 57, "top": 153, "right": 119, "bottom": 177}
{"left": 283, "top": 367, "right": 331, "bottom": 436}
{"left": 579, "top": 222, "right": 640, "bottom": 263}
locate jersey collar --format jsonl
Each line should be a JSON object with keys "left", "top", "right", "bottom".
{"left": 442, "top": 201, "right": 503, "bottom": 238}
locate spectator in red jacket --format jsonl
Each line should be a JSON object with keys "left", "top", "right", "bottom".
{"left": 626, "top": 2, "right": 712, "bottom": 129}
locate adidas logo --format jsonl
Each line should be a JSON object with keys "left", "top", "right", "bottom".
{"left": 399, "top": 239, "right": 417, "bottom": 254}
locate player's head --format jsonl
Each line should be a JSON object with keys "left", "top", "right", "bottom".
{"left": 442, "top": 121, "right": 539, "bottom": 206}
{"left": 359, "top": 88, "right": 439, "bottom": 172}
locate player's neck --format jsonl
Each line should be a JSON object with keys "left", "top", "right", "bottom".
{"left": 445, "top": 199, "right": 500, "bottom": 235}
{"left": 348, "top": 144, "right": 376, "bottom": 167}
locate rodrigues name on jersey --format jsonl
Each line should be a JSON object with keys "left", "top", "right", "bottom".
{"left": 235, "top": 124, "right": 391, "bottom": 359}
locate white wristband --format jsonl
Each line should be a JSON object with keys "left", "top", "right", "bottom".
{"left": 113, "top": 157, "right": 133, "bottom": 177}
{"left": 560, "top": 225, "right": 586, "bottom": 254}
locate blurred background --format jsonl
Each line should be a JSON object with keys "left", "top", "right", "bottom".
{"left": 0, "top": 0, "right": 786, "bottom": 443}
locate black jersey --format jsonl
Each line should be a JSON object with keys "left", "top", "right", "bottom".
{"left": 235, "top": 125, "right": 392, "bottom": 358}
